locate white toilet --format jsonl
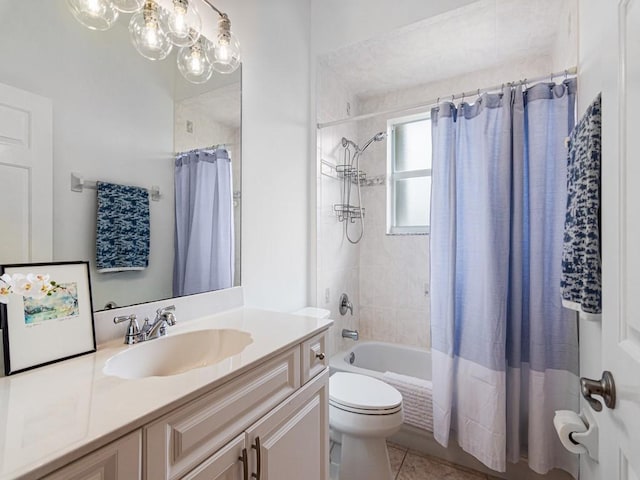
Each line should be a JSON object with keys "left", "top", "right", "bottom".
{"left": 329, "top": 372, "right": 404, "bottom": 480}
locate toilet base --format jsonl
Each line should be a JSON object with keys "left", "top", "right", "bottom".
{"left": 339, "top": 433, "right": 393, "bottom": 480}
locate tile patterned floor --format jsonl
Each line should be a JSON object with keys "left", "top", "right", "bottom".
{"left": 331, "top": 442, "right": 500, "bottom": 480}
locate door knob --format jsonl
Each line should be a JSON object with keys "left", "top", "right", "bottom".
{"left": 580, "top": 371, "right": 616, "bottom": 412}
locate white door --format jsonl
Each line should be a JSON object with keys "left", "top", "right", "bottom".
{"left": 0, "top": 82, "right": 52, "bottom": 264}
{"left": 598, "top": 1, "right": 640, "bottom": 478}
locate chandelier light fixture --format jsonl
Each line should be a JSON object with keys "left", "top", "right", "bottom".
{"left": 67, "top": 0, "right": 240, "bottom": 83}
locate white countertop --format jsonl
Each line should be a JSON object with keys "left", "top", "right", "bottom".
{"left": 0, "top": 307, "right": 332, "bottom": 480}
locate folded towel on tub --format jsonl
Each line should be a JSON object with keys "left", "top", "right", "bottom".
{"left": 383, "top": 371, "right": 433, "bottom": 432}
{"left": 96, "top": 181, "right": 150, "bottom": 272}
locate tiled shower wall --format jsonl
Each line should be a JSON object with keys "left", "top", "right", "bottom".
{"left": 354, "top": 116, "right": 430, "bottom": 348}
{"left": 317, "top": 63, "right": 361, "bottom": 356}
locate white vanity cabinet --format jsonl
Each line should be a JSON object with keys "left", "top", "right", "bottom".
{"left": 42, "top": 431, "right": 142, "bottom": 480}
{"left": 35, "top": 329, "right": 329, "bottom": 480}
{"left": 145, "top": 332, "right": 329, "bottom": 480}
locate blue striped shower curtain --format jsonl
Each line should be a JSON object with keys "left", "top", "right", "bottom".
{"left": 430, "top": 79, "right": 579, "bottom": 477}
{"left": 173, "top": 148, "right": 234, "bottom": 297}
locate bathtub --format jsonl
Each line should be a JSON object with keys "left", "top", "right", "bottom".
{"left": 329, "top": 340, "right": 431, "bottom": 381}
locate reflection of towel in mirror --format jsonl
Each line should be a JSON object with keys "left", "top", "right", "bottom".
{"left": 96, "top": 182, "right": 150, "bottom": 273}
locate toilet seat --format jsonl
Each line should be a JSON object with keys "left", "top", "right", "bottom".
{"left": 330, "top": 372, "right": 403, "bottom": 415}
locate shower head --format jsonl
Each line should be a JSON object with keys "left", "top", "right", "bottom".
{"left": 359, "top": 131, "right": 387, "bottom": 153}
{"left": 341, "top": 132, "right": 387, "bottom": 155}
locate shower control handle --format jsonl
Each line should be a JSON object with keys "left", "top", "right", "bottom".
{"left": 339, "top": 293, "right": 353, "bottom": 316}
{"left": 580, "top": 371, "right": 616, "bottom": 411}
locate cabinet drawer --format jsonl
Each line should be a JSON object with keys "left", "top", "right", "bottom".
{"left": 301, "top": 332, "right": 327, "bottom": 384}
{"left": 145, "top": 347, "right": 300, "bottom": 480}
{"left": 43, "top": 431, "right": 141, "bottom": 480}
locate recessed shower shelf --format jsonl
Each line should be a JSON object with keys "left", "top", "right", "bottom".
{"left": 334, "top": 204, "right": 365, "bottom": 223}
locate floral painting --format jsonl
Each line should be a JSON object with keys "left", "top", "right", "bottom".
{"left": 23, "top": 282, "right": 79, "bottom": 325}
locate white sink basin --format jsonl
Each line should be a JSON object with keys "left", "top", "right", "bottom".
{"left": 103, "top": 329, "right": 253, "bottom": 379}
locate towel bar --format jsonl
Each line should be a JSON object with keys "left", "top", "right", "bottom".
{"left": 70, "top": 172, "right": 161, "bottom": 201}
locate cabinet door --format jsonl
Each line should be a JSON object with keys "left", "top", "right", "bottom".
{"left": 245, "top": 369, "right": 329, "bottom": 480}
{"left": 182, "top": 434, "right": 247, "bottom": 480}
{"left": 43, "top": 431, "right": 141, "bottom": 480}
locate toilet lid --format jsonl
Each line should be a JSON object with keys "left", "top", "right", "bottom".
{"left": 330, "top": 372, "right": 402, "bottom": 411}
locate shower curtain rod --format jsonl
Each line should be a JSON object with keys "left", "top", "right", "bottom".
{"left": 316, "top": 66, "right": 578, "bottom": 130}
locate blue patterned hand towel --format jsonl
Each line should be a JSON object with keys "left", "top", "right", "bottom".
{"left": 96, "top": 182, "right": 150, "bottom": 272}
{"left": 561, "top": 94, "right": 601, "bottom": 317}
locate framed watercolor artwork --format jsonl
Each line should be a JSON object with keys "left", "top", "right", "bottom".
{"left": 0, "top": 261, "right": 96, "bottom": 375}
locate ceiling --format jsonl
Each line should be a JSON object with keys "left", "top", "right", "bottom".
{"left": 319, "top": 0, "right": 577, "bottom": 99}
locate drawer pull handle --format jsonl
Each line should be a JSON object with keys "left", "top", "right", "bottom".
{"left": 239, "top": 448, "right": 249, "bottom": 480}
{"left": 251, "top": 436, "right": 262, "bottom": 479}
{"left": 315, "top": 352, "right": 326, "bottom": 360}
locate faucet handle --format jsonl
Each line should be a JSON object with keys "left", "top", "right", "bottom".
{"left": 156, "top": 305, "right": 175, "bottom": 315}
{"left": 113, "top": 314, "right": 140, "bottom": 345}
{"left": 114, "top": 314, "right": 137, "bottom": 325}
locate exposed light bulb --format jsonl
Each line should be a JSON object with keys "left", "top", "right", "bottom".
{"left": 67, "top": 0, "right": 118, "bottom": 31}
{"left": 167, "top": 0, "right": 201, "bottom": 47}
{"left": 129, "top": 1, "right": 172, "bottom": 60}
{"left": 143, "top": 20, "right": 160, "bottom": 48}
{"left": 84, "top": 0, "right": 104, "bottom": 16}
{"left": 177, "top": 38, "right": 213, "bottom": 84}
{"left": 189, "top": 51, "right": 204, "bottom": 75}
{"left": 169, "top": 5, "right": 187, "bottom": 36}
{"left": 217, "top": 42, "right": 229, "bottom": 62}
{"left": 211, "top": 15, "right": 240, "bottom": 74}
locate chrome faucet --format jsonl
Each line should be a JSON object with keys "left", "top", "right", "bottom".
{"left": 142, "top": 305, "right": 177, "bottom": 340}
{"left": 113, "top": 305, "right": 176, "bottom": 344}
{"left": 342, "top": 328, "right": 359, "bottom": 341}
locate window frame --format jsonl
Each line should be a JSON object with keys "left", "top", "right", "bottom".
{"left": 386, "top": 111, "right": 432, "bottom": 236}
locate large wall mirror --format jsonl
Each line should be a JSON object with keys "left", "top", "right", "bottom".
{"left": 0, "top": 0, "right": 241, "bottom": 311}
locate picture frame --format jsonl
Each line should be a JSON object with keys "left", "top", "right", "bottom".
{"left": 1, "top": 261, "right": 96, "bottom": 375}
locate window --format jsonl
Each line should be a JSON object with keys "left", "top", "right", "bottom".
{"left": 387, "top": 113, "right": 431, "bottom": 235}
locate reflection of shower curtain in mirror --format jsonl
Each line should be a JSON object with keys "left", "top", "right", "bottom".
{"left": 173, "top": 148, "right": 234, "bottom": 296}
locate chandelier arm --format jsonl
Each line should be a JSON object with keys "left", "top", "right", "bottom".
{"left": 201, "top": 0, "right": 226, "bottom": 18}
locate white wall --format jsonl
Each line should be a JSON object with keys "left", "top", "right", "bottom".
{"left": 216, "top": 0, "right": 311, "bottom": 311}
{"left": 0, "top": 1, "right": 175, "bottom": 310}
